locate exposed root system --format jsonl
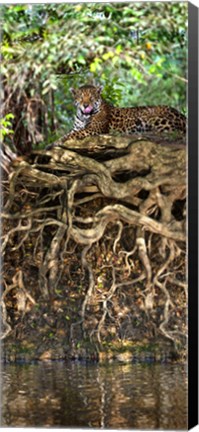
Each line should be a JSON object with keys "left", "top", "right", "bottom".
{"left": 1, "top": 134, "right": 187, "bottom": 359}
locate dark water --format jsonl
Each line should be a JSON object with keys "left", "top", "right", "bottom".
{"left": 1, "top": 361, "right": 187, "bottom": 429}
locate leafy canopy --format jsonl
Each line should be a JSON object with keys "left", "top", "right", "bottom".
{"left": 2, "top": 3, "right": 187, "bottom": 148}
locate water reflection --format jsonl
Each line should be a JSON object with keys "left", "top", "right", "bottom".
{"left": 1, "top": 362, "right": 187, "bottom": 429}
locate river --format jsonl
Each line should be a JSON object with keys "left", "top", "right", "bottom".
{"left": 1, "top": 361, "right": 187, "bottom": 429}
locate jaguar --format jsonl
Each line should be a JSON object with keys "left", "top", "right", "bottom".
{"left": 51, "top": 84, "right": 186, "bottom": 146}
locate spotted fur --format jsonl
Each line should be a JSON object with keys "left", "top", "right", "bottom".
{"left": 53, "top": 84, "right": 186, "bottom": 146}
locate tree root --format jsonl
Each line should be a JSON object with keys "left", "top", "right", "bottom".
{"left": 1, "top": 271, "right": 36, "bottom": 339}
{"left": 1, "top": 135, "right": 187, "bottom": 348}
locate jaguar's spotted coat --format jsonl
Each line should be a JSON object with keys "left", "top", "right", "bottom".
{"left": 52, "top": 84, "right": 186, "bottom": 146}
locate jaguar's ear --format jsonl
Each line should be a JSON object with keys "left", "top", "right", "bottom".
{"left": 97, "top": 85, "right": 103, "bottom": 95}
{"left": 70, "top": 87, "right": 77, "bottom": 97}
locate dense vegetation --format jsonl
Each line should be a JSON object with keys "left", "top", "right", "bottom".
{"left": 2, "top": 3, "right": 187, "bottom": 153}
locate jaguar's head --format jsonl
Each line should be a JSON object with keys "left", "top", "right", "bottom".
{"left": 70, "top": 85, "right": 103, "bottom": 116}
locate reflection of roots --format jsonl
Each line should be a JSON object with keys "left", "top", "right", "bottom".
{"left": 1, "top": 136, "right": 187, "bottom": 346}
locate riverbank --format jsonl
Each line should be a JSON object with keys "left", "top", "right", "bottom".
{"left": 2, "top": 341, "right": 184, "bottom": 364}
{"left": 2, "top": 300, "right": 185, "bottom": 363}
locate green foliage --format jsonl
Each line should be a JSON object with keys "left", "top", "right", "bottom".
{"left": 1, "top": 3, "right": 187, "bottom": 150}
{"left": 0, "top": 113, "right": 14, "bottom": 141}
